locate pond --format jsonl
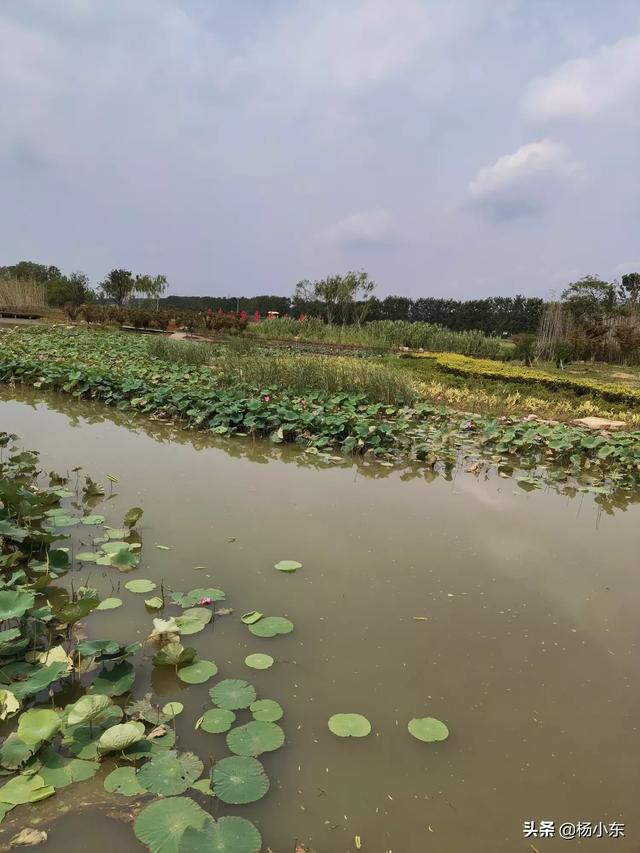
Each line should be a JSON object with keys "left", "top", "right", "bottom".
{"left": 0, "top": 386, "right": 639, "bottom": 852}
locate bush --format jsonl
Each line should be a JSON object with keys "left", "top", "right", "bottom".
{"left": 436, "top": 352, "right": 640, "bottom": 405}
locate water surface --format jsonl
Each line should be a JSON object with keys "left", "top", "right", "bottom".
{"left": 0, "top": 387, "right": 638, "bottom": 852}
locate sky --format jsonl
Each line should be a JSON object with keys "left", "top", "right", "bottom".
{"left": 1, "top": 0, "right": 639, "bottom": 300}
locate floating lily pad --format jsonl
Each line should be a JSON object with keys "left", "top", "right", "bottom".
{"left": 82, "top": 514, "right": 105, "bottom": 525}
{"left": 179, "top": 817, "right": 261, "bottom": 853}
{"left": 177, "top": 660, "right": 218, "bottom": 684}
{"left": 250, "top": 700, "right": 283, "bottom": 722}
{"left": 9, "top": 661, "right": 69, "bottom": 701}
{"left": 244, "top": 654, "right": 274, "bottom": 670}
{"left": 89, "top": 661, "right": 135, "bottom": 697}
{"left": 209, "top": 679, "right": 256, "bottom": 710}
{"left": 248, "top": 616, "right": 293, "bottom": 637}
{"left": 212, "top": 756, "right": 269, "bottom": 805}
{"left": 170, "top": 588, "right": 225, "bottom": 608}
{"left": 327, "top": 713, "right": 371, "bottom": 738}
{"left": 189, "top": 778, "right": 214, "bottom": 797}
{"left": 17, "top": 708, "right": 61, "bottom": 746}
{"left": 104, "top": 765, "right": 147, "bottom": 796}
{"left": 110, "top": 548, "right": 139, "bottom": 571}
{"left": 175, "top": 608, "right": 212, "bottom": 635}
{"left": 54, "top": 596, "right": 100, "bottom": 624}
{"left": 125, "top": 579, "right": 156, "bottom": 594}
{"left": 162, "top": 702, "right": 184, "bottom": 718}
{"left": 97, "top": 721, "right": 145, "bottom": 754}
{"left": 96, "top": 597, "right": 122, "bottom": 611}
{"left": 0, "top": 773, "right": 55, "bottom": 805}
{"left": 145, "top": 596, "right": 164, "bottom": 610}
{"left": 38, "top": 746, "right": 99, "bottom": 788}
{"left": 274, "top": 560, "right": 302, "bottom": 572}
{"left": 76, "top": 552, "right": 99, "bottom": 563}
{"left": 134, "top": 796, "right": 211, "bottom": 852}
{"left": 407, "top": 717, "right": 449, "bottom": 742}
{"left": 126, "top": 694, "right": 169, "bottom": 725}
{"left": 226, "top": 721, "right": 285, "bottom": 757}
{"left": 196, "top": 709, "right": 236, "bottom": 734}
{"left": 137, "top": 750, "right": 203, "bottom": 796}
{"left": 240, "top": 611, "right": 263, "bottom": 625}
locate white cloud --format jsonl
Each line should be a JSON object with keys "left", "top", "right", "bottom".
{"left": 523, "top": 35, "right": 640, "bottom": 121}
{"left": 467, "top": 139, "right": 581, "bottom": 219}
{"left": 322, "top": 209, "right": 394, "bottom": 248}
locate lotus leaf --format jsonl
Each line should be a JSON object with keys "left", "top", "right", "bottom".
{"left": 327, "top": 713, "right": 371, "bottom": 738}
{"left": 17, "top": 708, "right": 61, "bottom": 745}
{"left": 0, "top": 774, "right": 55, "bottom": 805}
{"left": 125, "top": 579, "right": 157, "bottom": 593}
{"left": 137, "top": 750, "right": 203, "bottom": 796}
{"left": 152, "top": 643, "right": 196, "bottom": 668}
{"left": 177, "top": 660, "right": 218, "bottom": 684}
{"left": 211, "top": 756, "right": 269, "bottom": 805}
{"left": 97, "top": 721, "right": 146, "bottom": 754}
{"left": 250, "top": 700, "right": 283, "bottom": 722}
{"left": 209, "top": 679, "right": 256, "bottom": 710}
{"left": 0, "top": 689, "right": 20, "bottom": 720}
{"left": 89, "top": 660, "right": 135, "bottom": 696}
{"left": 104, "top": 765, "right": 147, "bottom": 796}
{"left": 240, "top": 611, "right": 263, "bottom": 625}
{"left": 179, "top": 817, "right": 261, "bottom": 853}
{"left": 145, "top": 597, "right": 164, "bottom": 610}
{"left": 247, "top": 616, "right": 293, "bottom": 637}
{"left": 124, "top": 507, "right": 144, "bottom": 528}
{"left": 134, "top": 796, "right": 211, "bottom": 853}
{"left": 38, "top": 746, "right": 99, "bottom": 788}
{"left": 244, "top": 653, "right": 273, "bottom": 670}
{"left": 195, "top": 709, "right": 236, "bottom": 734}
{"left": 274, "top": 560, "right": 302, "bottom": 572}
{"left": 226, "top": 721, "right": 285, "bottom": 757}
{"left": 170, "top": 588, "right": 225, "bottom": 608}
{"left": 0, "top": 590, "right": 34, "bottom": 621}
{"left": 162, "top": 702, "right": 184, "bottom": 718}
{"left": 96, "top": 597, "right": 123, "bottom": 611}
{"left": 407, "top": 717, "right": 449, "bottom": 742}
{"left": 67, "top": 694, "right": 113, "bottom": 726}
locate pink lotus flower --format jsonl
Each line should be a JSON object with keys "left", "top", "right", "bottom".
{"left": 261, "top": 394, "right": 271, "bottom": 403}
{"left": 462, "top": 420, "right": 475, "bottom": 430}
{"left": 199, "top": 597, "right": 213, "bottom": 606}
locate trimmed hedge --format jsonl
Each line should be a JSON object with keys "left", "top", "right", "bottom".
{"left": 435, "top": 353, "right": 640, "bottom": 406}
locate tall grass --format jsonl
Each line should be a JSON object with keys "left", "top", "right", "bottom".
{"left": 146, "top": 336, "right": 212, "bottom": 366}
{"left": 213, "top": 353, "right": 417, "bottom": 405}
{"left": 248, "top": 317, "right": 503, "bottom": 357}
{"left": 0, "top": 276, "right": 46, "bottom": 309}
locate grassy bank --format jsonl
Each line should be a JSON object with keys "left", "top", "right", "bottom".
{"left": 1, "top": 326, "right": 640, "bottom": 496}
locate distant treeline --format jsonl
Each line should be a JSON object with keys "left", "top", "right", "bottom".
{"left": 160, "top": 294, "right": 543, "bottom": 334}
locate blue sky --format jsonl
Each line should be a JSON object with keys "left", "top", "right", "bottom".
{"left": 1, "top": 0, "right": 639, "bottom": 298}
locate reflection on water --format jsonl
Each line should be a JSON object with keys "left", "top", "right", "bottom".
{"left": 0, "top": 387, "right": 639, "bottom": 852}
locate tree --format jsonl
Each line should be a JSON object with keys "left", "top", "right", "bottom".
{"left": 561, "top": 275, "right": 618, "bottom": 323}
{"left": 341, "top": 270, "right": 377, "bottom": 326}
{"left": 47, "top": 271, "right": 93, "bottom": 308}
{"left": 135, "top": 273, "right": 168, "bottom": 309}
{"left": 620, "top": 272, "right": 640, "bottom": 307}
{"left": 100, "top": 269, "right": 134, "bottom": 305}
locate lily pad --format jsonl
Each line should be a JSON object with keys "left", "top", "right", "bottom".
{"left": 240, "top": 611, "right": 263, "bottom": 625}
{"left": 209, "top": 679, "right": 256, "bottom": 710}
{"left": 244, "top": 653, "right": 274, "bottom": 670}
{"left": 196, "top": 709, "right": 236, "bottom": 734}
{"left": 96, "top": 597, "right": 123, "bottom": 611}
{"left": 67, "top": 694, "right": 114, "bottom": 726}
{"left": 104, "top": 765, "right": 147, "bottom": 796}
{"left": 250, "top": 699, "right": 283, "bottom": 722}
{"left": 82, "top": 514, "right": 105, "bottom": 525}
{"left": 0, "top": 774, "right": 55, "bottom": 805}
{"left": 137, "top": 750, "right": 203, "bottom": 797}
{"left": 97, "top": 721, "right": 145, "bottom": 754}
{"left": 17, "top": 708, "right": 61, "bottom": 746}
{"left": 125, "top": 579, "right": 156, "bottom": 594}
{"left": 248, "top": 616, "right": 293, "bottom": 637}
{"left": 145, "top": 596, "right": 164, "bottom": 610}
{"left": 162, "top": 702, "right": 184, "bottom": 718}
{"left": 134, "top": 796, "right": 212, "bottom": 853}
{"left": 0, "top": 590, "right": 35, "bottom": 620}
{"left": 152, "top": 643, "right": 196, "bottom": 668}
{"left": 177, "top": 660, "right": 218, "bottom": 684}
{"left": 212, "top": 755, "right": 269, "bottom": 804}
{"left": 175, "top": 608, "right": 212, "bottom": 635}
{"left": 327, "top": 713, "right": 371, "bottom": 738}
{"left": 170, "top": 588, "right": 225, "bottom": 608}
{"left": 124, "top": 506, "right": 144, "bottom": 528}
{"left": 0, "top": 736, "right": 35, "bottom": 770}
{"left": 226, "top": 721, "right": 285, "bottom": 757}
{"left": 89, "top": 660, "right": 135, "bottom": 697}
{"left": 76, "top": 552, "right": 99, "bottom": 563}
{"left": 38, "top": 746, "right": 99, "bottom": 788}
{"left": 11, "top": 661, "right": 69, "bottom": 700}
{"left": 179, "top": 817, "right": 262, "bottom": 853}
{"left": 0, "top": 689, "right": 20, "bottom": 721}
{"left": 407, "top": 717, "right": 449, "bottom": 742}
{"left": 274, "top": 560, "right": 302, "bottom": 572}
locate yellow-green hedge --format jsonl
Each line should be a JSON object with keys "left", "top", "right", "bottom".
{"left": 434, "top": 353, "right": 640, "bottom": 406}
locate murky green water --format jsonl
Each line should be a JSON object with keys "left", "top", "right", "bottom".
{"left": 0, "top": 387, "right": 639, "bottom": 852}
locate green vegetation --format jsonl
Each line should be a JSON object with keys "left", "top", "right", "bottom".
{"left": 249, "top": 316, "right": 505, "bottom": 356}
{"left": 2, "top": 326, "right": 640, "bottom": 497}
